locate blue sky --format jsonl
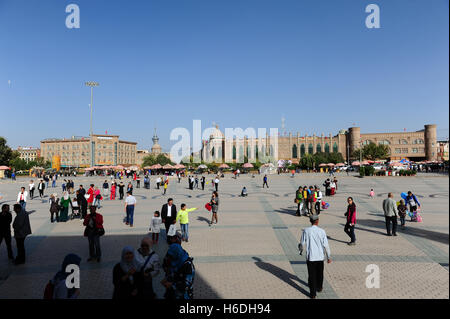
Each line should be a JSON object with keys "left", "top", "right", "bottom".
{"left": 0, "top": 0, "right": 448, "bottom": 151}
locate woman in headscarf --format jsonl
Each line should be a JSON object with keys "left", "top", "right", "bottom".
{"left": 59, "top": 191, "right": 71, "bottom": 222}
{"left": 51, "top": 253, "right": 82, "bottom": 299}
{"left": 161, "top": 239, "right": 195, "bottom": 299}
{"left": 113, "top": 246, "right": 144, "bottom": 299}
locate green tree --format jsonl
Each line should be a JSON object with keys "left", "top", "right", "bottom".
{"left": 9, "top": 157, "right": 28, "bottom": 171}
{"left": 142, "top": 154, "right": 174, "bottom": 167}
{"left": 352, "top": 143, "right": 390, "bottom": 161}
{"left": 0, "top": 137, "right": 14, "bottom": 165}
{"left": 300, "top": 154, "right": 314, "bottom": 169}
{"left": 327, "top": 152, "right": 345, "bottom": 164}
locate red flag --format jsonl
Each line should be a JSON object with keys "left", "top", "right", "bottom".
{"left": 106, "top": 130, "right": 108, "bottom": 134}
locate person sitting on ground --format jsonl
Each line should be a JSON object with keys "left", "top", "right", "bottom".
{"left": 241, "top": 187, "right": 248, "bottom": 197}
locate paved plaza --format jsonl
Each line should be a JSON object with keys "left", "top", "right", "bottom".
{"left": 0, "top": 173, "right": 448, "bottom": 299}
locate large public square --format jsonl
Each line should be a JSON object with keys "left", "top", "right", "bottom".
{"left": 0, "top": 172, "right": 448, "bottom": 299}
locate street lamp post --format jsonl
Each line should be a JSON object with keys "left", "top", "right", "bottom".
{"left": 85, "top": 81, "right": 99, "bottom": 137}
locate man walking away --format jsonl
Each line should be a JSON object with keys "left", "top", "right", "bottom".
{"left": 12, "top": 204, "right": 32, "bottom": 265}
{"left": 263, "top": 175, "right": 269, "bottom": 188}
{"left": 125, "top": 191, "right": 137, "bottom": 227}
{"left": 299, "top": 215, "right": 332, "bottom": 299}
{"left": 383, "top": 193, "right": 398, "bottom": 236}
{"left": 38, "top": 180, "right": 45, "bottom": 198}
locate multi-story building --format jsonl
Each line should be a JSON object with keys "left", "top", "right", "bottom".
{"left": 40, "top": 134, "right": 137, "bottom": 168}
{"left": 200, "top": 124, "right": 438, "bottom": 163}
{"left": 16, "top": 147, "right": 40, "bottom": 162}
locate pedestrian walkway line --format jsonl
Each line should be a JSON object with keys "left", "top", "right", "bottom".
{"left": 250, "top": 180, "right": 339, "bottom": 299}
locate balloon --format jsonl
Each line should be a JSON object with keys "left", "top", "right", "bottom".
{"left": 401, "top": 192, "right": 408, "bottom": 200}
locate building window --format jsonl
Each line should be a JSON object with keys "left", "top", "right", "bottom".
{"left": 412, "top": 148, "right": 418, "bottom": 153}
{"left": 395, "top": 148, "right": 402, "bottom": 153}
{"left": 333, "top": 142, "right": 338, "bottom": 153}
{"left": 413, "top": 139, "right": 424, "bottom": 144}
{"left": 399, "top": 139, "right": 408, "bottom": 144}
{"left": 402, "top": 148, "right": 408, "bottom": 153}
{"left": 324, "top": 143, "right": 330, "bottom": 153}
{"left": 300, "top": 144, "right": 305, "bottom": 156}
{"left": 378, "top": 140, "right": 390, "bottom": 145}
{"left": 316, "top": 144, "right": 321, "bottom": 153}
{"left": 292, "top": 144, "right": 298, "bottom": 158}
{"left": 362, "top": 140, "right": 373, "bottom": 145}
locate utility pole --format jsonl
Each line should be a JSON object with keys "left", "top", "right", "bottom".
{"left": 85, "top": 81, "right": 99, "bottom": 137}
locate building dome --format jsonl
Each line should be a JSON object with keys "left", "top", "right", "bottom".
{"left": 210, "top": 125, "right": 224, "bottom": 140}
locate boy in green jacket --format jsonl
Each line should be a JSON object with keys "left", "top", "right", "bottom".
{"left": 176, "top": 204, "right": 197, "bottom": 242}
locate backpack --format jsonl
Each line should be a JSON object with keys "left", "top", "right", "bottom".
{"left": 43, "top": 280, "right": 54, "bottom": 299}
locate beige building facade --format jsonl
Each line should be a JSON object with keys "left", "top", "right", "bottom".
{"left": 40, "top": 134, "right": 137, "bottom": 167}
{"left": 16, "top": 147, "right": 40, "bottom": 162}
{"left": 200, "top": 124, "right": 438, "bottom": 163}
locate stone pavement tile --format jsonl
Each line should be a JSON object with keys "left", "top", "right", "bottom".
{"left": 325, "top": 261, "right": 449, "bottom": 299}
{"left": 185, "top": 228, "right": 285, "bottom": 257}
{"left": 194, "top": 261, "right": 308, "bottom": 299}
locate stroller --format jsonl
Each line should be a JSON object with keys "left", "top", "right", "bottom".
{"left": 70, "top": 199, "right": 82, "bottom": 219}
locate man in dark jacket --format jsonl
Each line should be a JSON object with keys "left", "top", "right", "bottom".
{"left": 161, "top": 198, "right": 177, "bottom": 243}
{"left": 12, "top": 204, "right": 32, "bottom": 265}
{"left": 0, "top": 204, "right": 14, "bottom": 260}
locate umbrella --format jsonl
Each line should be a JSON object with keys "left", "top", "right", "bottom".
{"left": 128, "top": 166, "right": 139, "bottom": 170}
{"left": 150, "top": 164, "right": 162, "bottom": 169}
{"left": 242, "top": 163, "right": 254, "bottom": 168}
{"left": 261, "top": 163, "right": 274, "bottom": 168}
{"left": 318, "top": 163, "right": 327, "bottom": 167}
{"left": 162, "top": 164, "right": 174, "bottom": 169}
{"left": 352, "top": 161, "right": 360, "bottom": 166}
{"left": 197, "top": 164, "right": 207, "bottom": 169}
{"left": 176, "top": 164, "right": 185, "bottom": 169}
{"left": 143, "top": 166, "right": 153, "bottom": 169}
{"left": 335, "top": 163, "right": 345, "bottom": 167}
{"left": 327, "top": 163, "right": 335, "bottom": 166}
{"left": 367, "top": 160, "right": 375, "bottom": 164}
{"left": 114, "top": 165, "right": 124, "bottom": 170}
{"left": 0, "top": 166, "right": 11, "bottom": 170}
{"left": 361, "top": 160, "right": 370, "bottom": 165}
{"left": 219, "top": 163, "right": 230, "bottom": 169}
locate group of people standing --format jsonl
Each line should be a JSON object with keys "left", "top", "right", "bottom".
{"left": 323, "top": 177, "right": 338, "bottom": 196}
{"left": 295, "top": 185, "right": 323, "bottom": 216}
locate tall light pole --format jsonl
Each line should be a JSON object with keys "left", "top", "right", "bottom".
{"left": 85, "top": 81, "right": 99, "bottom": 137}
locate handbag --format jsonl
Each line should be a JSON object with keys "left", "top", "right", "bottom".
{"left": 84, "top": 194, "right": 90, "bottom": 200}
{"left": 205, "top": 203, "right": 212, "bottom": 211}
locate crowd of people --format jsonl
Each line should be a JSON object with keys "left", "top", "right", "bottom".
{"left": 0, "top": 168, "right": 427, "bottom": 300}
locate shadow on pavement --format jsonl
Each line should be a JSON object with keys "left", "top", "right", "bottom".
{"left": 252, "top": 257, "right": 310, "bottom": 298}
{"left": 356, "top": 219, "right": 450, "bottom": 245}
{"left": 0, "top": 231, "right": 221, "bottom": 299}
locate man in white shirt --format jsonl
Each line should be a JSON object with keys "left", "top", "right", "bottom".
{"left": 28, "top": 180, "right": 35, "bottom": 200}
{"left": 299, "top": 215, "right": 332, "bottom": 299}
{"left": 124, "top": 191, "right": 137, "bottom": 227}
{"left": 214, "top": 177, "right": 219, "bottom": 192}
{"left": 17, "top": 187, "right": 28, "bottom": 211}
